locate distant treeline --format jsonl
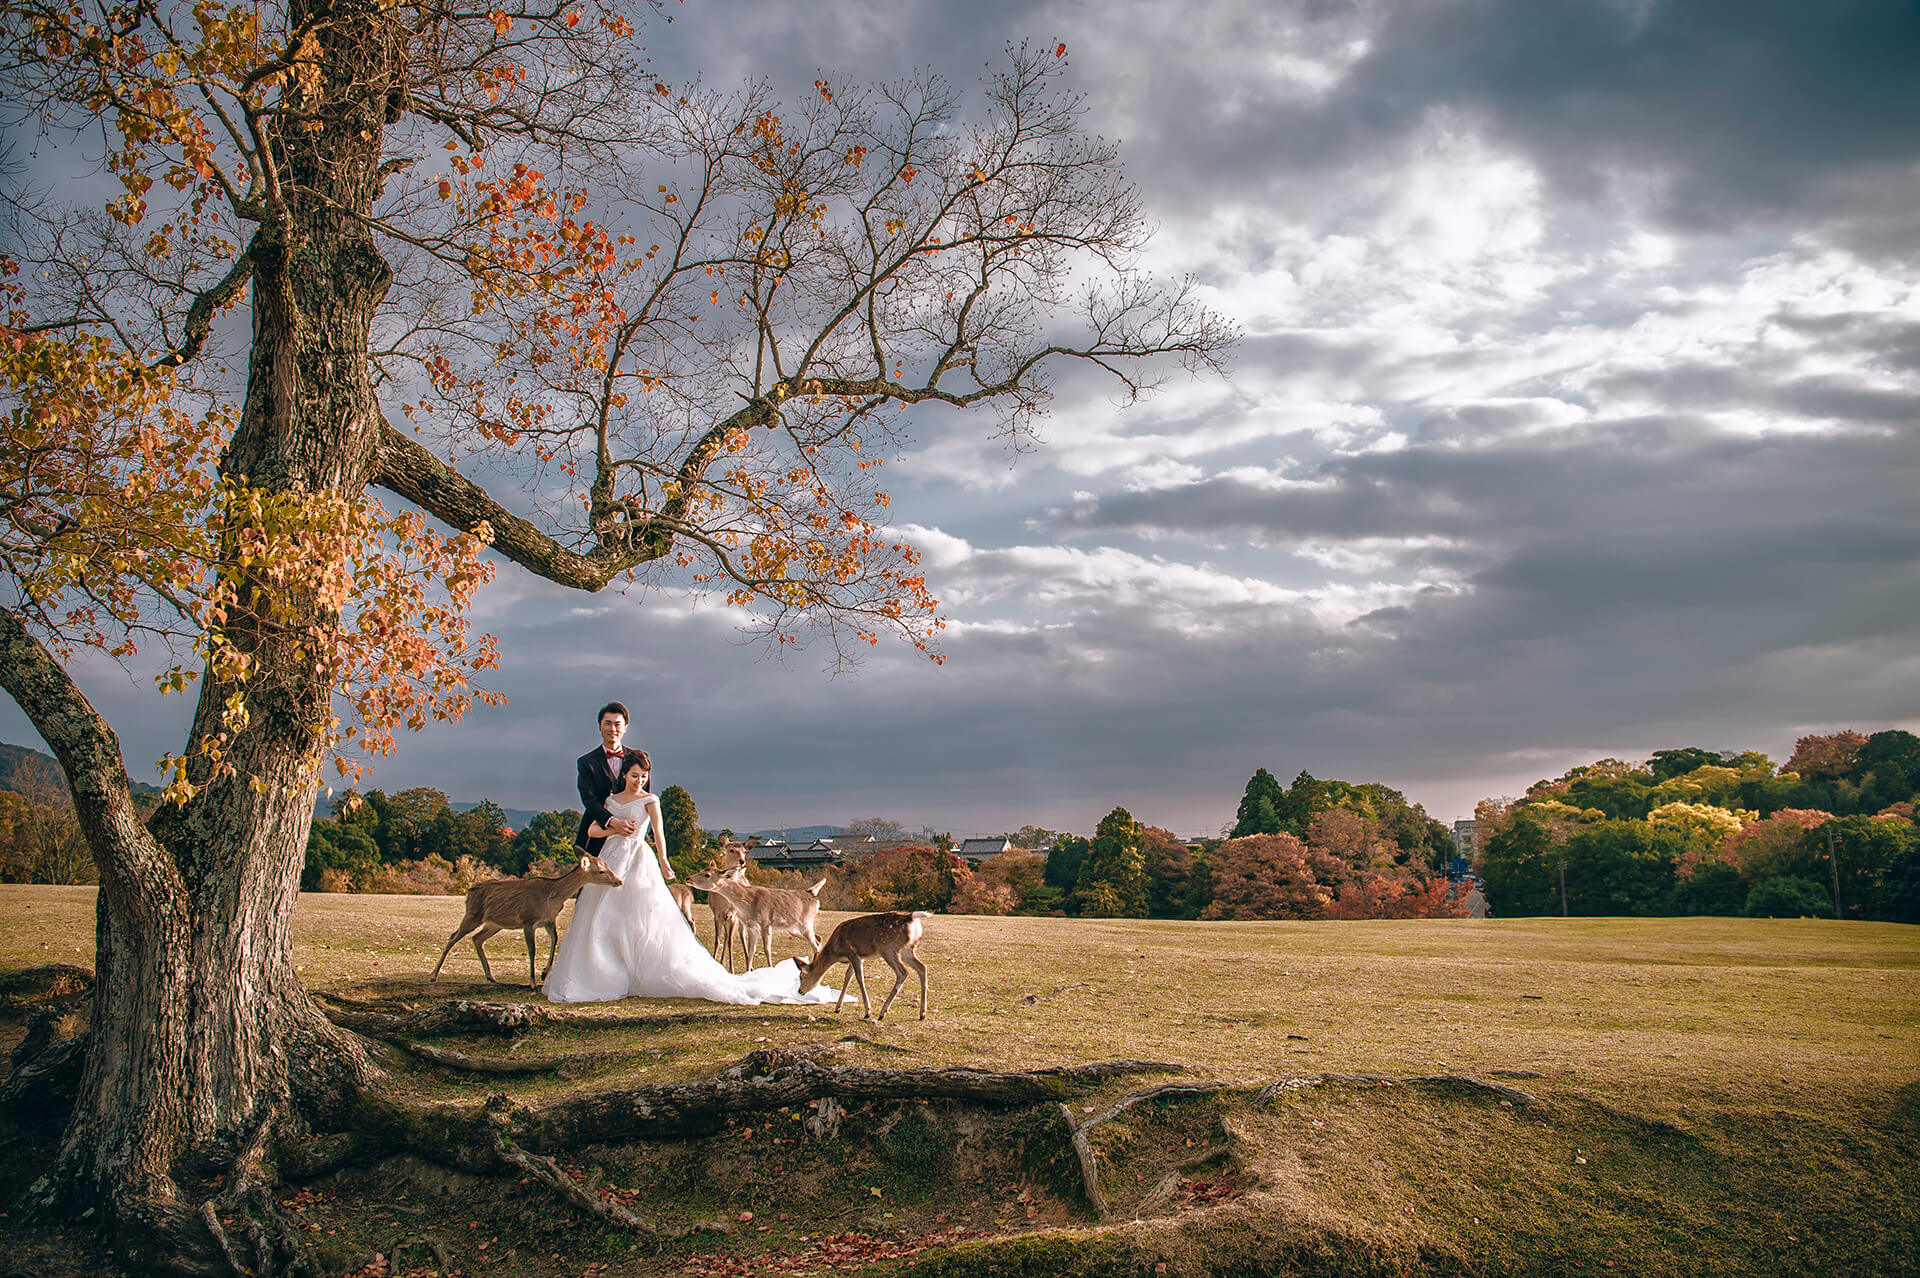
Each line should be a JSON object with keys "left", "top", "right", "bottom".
{"left": 1474, "top": 732, "right": 1920, "bottom": 922}
{"left": 300, "top": 783, "right": 713, "bottom": 893}
{"left": 1026, "top": 771, "right": 1465, "bottom": 923}
{"left": 8, "top": 733, "right": 1915, "bottom": 925}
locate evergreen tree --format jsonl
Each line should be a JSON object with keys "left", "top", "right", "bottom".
{"left": 1072, "top": 807, "right": 1148, "bottom": 917}
{"left": 659, "top": 785, "right": 705, "bottom": 876}
{"left": 1045, "top": 835, "right": 1090, "bottom": 895}
{"left": 1278, "top": 770, "right": 1328, "bottom": 833}
{"left": 1231, "top": 768, "right": 1286, "bottom": 837}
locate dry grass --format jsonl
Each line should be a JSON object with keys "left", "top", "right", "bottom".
{"left": 3, "top": 886, "right": 1917, "bottom": 1276}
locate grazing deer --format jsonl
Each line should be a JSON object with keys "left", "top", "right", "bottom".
{"left": 430, "top": 854, "right": 622, "bottom": 987}
{"left": 794, "top": 911, "right": 932, "bottom": 1021}
{"left": 686, "top": 864, "right": 826, "bottom": 969}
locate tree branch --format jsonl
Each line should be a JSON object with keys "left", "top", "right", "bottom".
{"left": 370, "top": 397, "right": 778, "bottom": 591}
{"left": 153, "top": 251, "right": 253, "bottom": 371}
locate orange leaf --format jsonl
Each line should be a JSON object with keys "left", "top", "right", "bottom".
{"left": 1056, "top": 43, "right": 1067, "bottom": 58}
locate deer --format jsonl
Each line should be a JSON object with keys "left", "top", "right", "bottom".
{"left": 429, "top": 853, "right": 622, "bottom": 987}
{"left": 685, "top": 863, "right": 826, "bottom": 970}
{"left": 692, "top": 861, "right": 753, "bottom": 972}
{"left": 793, "top": 911, "right": 932, "bottom": 1021}
{"left": 685, "top": 841, "right": 759, "bottom": 971}
{"left": 666, "top": 881, "right": 696, "bottom": 930}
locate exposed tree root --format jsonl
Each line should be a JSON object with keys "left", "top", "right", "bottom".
{"left": 387, "top": 1039, "right": 581, "bottom": 1075}
{"left": 314, "top": 996, "right": 552, "bottom": 1038}
{"left": 335, "top": 1046, "right": 1193, "bottom": 1162}
{"left": 315, "top": 992, "right": 802, "bottom": 1040}
{"left": 183, "top": 1112, "right": 326, "bottom": 1278}
{"left": 1061, "top": 1081, "right": 1233, "bottom": 1220}
{"left": 1252, "top": 1071, "right": 1543, "bottom": 1108}
{"left": 197, "top": 1201, "right": 249, "bottom": 1278}
{"left": 486, "top": 1126, "right": 735, "bottom": 1240}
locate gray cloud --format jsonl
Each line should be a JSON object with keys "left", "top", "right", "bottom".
{"left": 7, "top": 0, "right": 1918, "bottom": 838}
{"left": 1096, "top": 0, "right": 1920, "bottom": 249}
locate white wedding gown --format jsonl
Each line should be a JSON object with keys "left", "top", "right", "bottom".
{"left": 544, "top": 794, "right": 837, "bottom": 1005}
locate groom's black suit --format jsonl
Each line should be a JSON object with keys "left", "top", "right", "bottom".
{"left": 575, "top": 747, "right": 639, "bottom": 855}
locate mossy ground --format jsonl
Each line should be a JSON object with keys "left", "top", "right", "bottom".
{"left": 1, "top": 886, "right": 1916, "bottom": 1276}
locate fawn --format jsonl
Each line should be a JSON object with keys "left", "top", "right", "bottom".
{"left": 794, "top": 911, "right": 932, "bottom": 1021}
{"left": 429, "top": 853, "right": 621, "bottom": 986}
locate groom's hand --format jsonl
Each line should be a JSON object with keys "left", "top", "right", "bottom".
{"left": 610, "top": 817, "right": 637, "bottom": 836}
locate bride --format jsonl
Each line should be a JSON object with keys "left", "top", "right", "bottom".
{"left": 544, "top": 756, "right": 836, "bottom": 1005}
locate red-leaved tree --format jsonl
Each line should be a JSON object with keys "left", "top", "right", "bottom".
{"left": 1200, "top": 833, "right": 1338, "bottom": 921}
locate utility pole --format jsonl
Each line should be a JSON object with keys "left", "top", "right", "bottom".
{"left": 1559, "top": 857, "right": 1569, "bottom": 917}
{"left": 1827, "top": 824, "right": 1842, "bottom": 921}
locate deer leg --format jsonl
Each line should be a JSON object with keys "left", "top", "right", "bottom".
{"left": 902, "top": 949, "right": 930, "bottom": 1020}
{"left": 850, "top": 957, "right": 874, "bottom": 1019}
{"left": 522, "top": 925, "right": 539, "bottom": 987}
{"left": 431, "top": 915, "right": 480, "bottom": 981}
{"left": 832, "top": 962, "right": 850, "bottom": 1014}
{"left": 470, "top": 923, "right": 503, "bottom": 983}
{"left": 539, "top": 920, "right": 559, "bottom": 983}
{"left": 874, "top": 952, "right": 910, "bottom": 1021}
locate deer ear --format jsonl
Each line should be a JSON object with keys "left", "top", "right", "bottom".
{"left": 578, "top": 854, "right": 592, "bottom": 871}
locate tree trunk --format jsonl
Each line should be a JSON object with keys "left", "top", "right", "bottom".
{"left": 7, "top": 6, "right": 409, "bottom": 1268}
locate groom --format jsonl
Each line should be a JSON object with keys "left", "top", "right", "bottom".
{"left": 575, "top": 701, "right": 642, "bottom": 855}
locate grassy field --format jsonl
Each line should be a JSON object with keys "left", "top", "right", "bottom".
{"left": 3, "top": 886, "right": 1918, "bottom": 1276}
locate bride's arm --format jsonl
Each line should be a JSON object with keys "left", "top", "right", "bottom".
{"left": 643, "top": 792, "right": 673, "bottom": 880}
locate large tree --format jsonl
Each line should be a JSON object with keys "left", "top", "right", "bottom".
{"left": 0, "top": 2, "right": 1228, "bottom": 1268}
{"left": 1070, "top": 805, "right": 1147, "bottom": 917}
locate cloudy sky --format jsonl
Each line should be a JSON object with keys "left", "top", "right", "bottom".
{"left": 6, "top": 0, "right": 1918, "bottom": 836}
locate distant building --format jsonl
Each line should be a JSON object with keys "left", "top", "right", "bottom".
{"left": 746, "top": 837, "right": 842, "bottom": 869}
{"left": 957, "top": 837, "right": 1012, "bottom": 863}
{"left": 1451, "top": 819, "right": 1479, "bottom": 859}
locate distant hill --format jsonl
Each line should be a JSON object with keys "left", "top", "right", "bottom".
{"left": 1, "top": 741, "right": 161, "bottom": 801}
{"left": 0, "top": 742, "right": 64, "bottom": 796}
{"left": 315, "top": 795, "right": 551, "bottom": 832}
{"left": 449, "top": 801, "right": 548, "bottom": 831}
{"left": 740, "top": 824, "right": 847, "bottom": 842}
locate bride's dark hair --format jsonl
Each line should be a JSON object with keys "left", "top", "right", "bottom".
{"left": 619, "top": 753, "right": 651, "bottom": 791}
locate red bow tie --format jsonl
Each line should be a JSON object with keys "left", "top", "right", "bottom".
{"left": 603, "top": 749, "right": 623, "bottom": 758}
